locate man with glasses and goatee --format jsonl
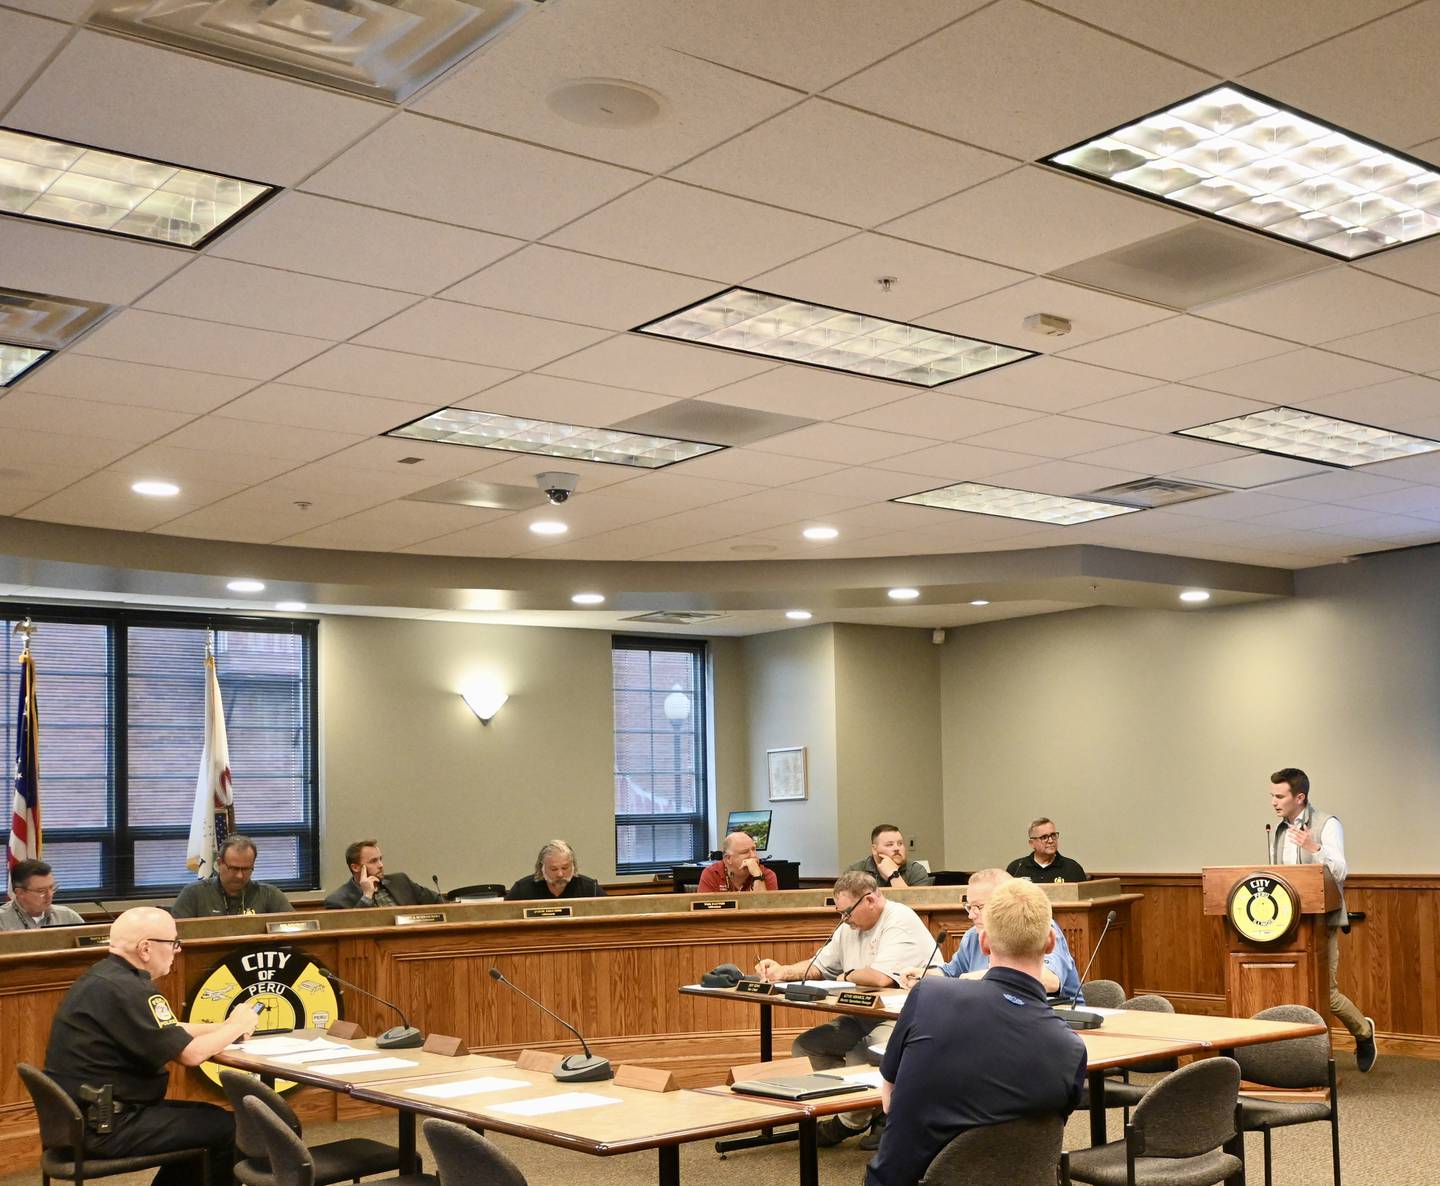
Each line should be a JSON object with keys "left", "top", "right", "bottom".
{"left": 1007, "top": 817, "right": 1089, "bottom": 883}
{"left": 0, "top": 859, "right": 84, "bottom": 929}
{"left": 45, "top": 906, "right": 261, "bottom": 1185}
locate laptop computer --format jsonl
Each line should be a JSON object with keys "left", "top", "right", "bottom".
{"left": 731, "top": 1073, "right": 870, "bottom": 1101}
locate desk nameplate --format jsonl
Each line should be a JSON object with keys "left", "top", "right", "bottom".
{"left": 523, "top": 905, "right": 572, "bottom": 919}
{"left": 267, "top": 918, "right": 320, "bottom": 934}
{"left": 736, "top": 980, "right": 776, "bottom": 996}
{"left": 835, "top": 991, "right": 880, "bottom": 1008}
{"left": 691, "top": 899, "right": 738, "bottom": 911}
{"left": 395, "top": 912, "right": 445, "bottom": 927}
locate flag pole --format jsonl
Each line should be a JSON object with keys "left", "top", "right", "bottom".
{"left": 9, "top": 618, "right": 41, "bottom": 872}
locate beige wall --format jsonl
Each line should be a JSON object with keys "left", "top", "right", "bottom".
{"left": 940, "top": 545, "right": 1440, "bottom": 875}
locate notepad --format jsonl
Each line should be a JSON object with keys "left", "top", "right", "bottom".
{"left": 490, "top": 1092, "right": 622, "bottom": 1117}
{"left": 271, "top": 1047, "right": 371, "bottom": 1066}
{"left": 232, "top": 1036, "right": 345, "bottom": 1056}
{"left": 312, "top": 1057, "right": 418, "bottom": 1075}
{"left": 775, "top": 980, "right": 856, "bottom": 991}
{"left": 832, "top": 1068, "right": 885, "bottom": 1086}
{"left": 406, "top": 1077, "right": 527, "bottom": 1099}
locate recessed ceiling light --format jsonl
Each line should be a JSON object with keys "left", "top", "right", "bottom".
{"left": 802, "top": 526, "right": 840, "bottom": 541}
{"left": 572, "top": 593, "right": 605, "bottom": 606}
{"left": 130, "top": 480, "right": 180, "bottom": 497}
{"left": 636, "top": 288, "right": 1035, "bottom": 388}
{"left": 1179, "top": 590, "right": 1211, "bottom": 603}
{"left": 89, "top": 0, "right": 528, "bottom": 103}
{"left": 0, "top": 342, "right": 52, "bottom": 386}
{"left": 785, "top": 610, "right": 813, "bottom": 621}
{"left": 894, "top": 481, "right": 1142, "bottom": 525}
{"left": 389, "top": 408, "right": 724, "bottom": 470}
{"left": 548, "top": 79, "right": 665, "bottom": 128}
{"left": 0, "top": 128, "right": 274, "bottom": 248}
{"left": 529, "top": 520, "right": 569, "bottom": 536}
{"left": 1176, "top": 406, "right": 1440, "bottom": 467}
{"left": 275, "top": 601, "right": 307, "bottom": 612}
{"left": 227, "top": 579, "right": 265, "bottom": 594}
{"left": 888, "top": 588, "right": 920, "bottom": 601}
{"left": 1045, "top": 84, "right": 1440, "bottom": 261}
{"left": 970, "top": 599, "right": 991, "bottom": 607}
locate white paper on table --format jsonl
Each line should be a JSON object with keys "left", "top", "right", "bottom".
{"left": 405, "top": 1077, "right": 527, "bottom": 1100}
{"left": 311, "top": 1057, "right": 419, "bottom": 1075}
{"left": 1057, "top": 1005, "right": 1126, "bottom": 1016}
{"left": 489, "top": 1092, "right": 623, "bottom": 1117}
{"left": 775, "top": 980, "right": 856, "bottom": 991}
{"left": 271, "top": 1047, "right": 372, "bottom": 1066}
{"left": 231, "top": 1036, "right": 345, "bottom": 1056}
{"left": 829, "top": 1068, "right": 884, "bottom": 1087}
{"left": 880, "top": 992, "right": 907, "bottom": 1011}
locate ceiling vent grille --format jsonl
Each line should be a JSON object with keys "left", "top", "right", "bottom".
{"left": 623, "top": 611, "right": 727, "bottom": 625}
{"left": 1084, "top": 477, "right": 1228, "bottom": 508}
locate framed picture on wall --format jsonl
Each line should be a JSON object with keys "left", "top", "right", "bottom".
{"left": 767, "top": 746, "right": 808, "bottom": 802}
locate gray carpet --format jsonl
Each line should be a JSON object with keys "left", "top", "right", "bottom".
{"left": 4, "top": 1056, "right": 1431, "bottom": 1185}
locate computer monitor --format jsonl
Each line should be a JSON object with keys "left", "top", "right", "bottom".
{"left": 724, "top": 809, "right": 773, "bottom": 851}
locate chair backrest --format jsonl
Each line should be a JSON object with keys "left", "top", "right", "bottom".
{"left": 422, "top": 1119, "right": 528, "bottom": 1186}
{"left": 1081, "top": 980, "right": 1126, "bottom": 1009}
{"left": 919, "top": 1114, "right": 1065, "bottom": 1186}
{"left": 447, "top": 884, "right": 506, "bottom": 901}
{"left": 220, "top": 1070, "right": 302, "bottom": 1161}
{"left": 1129, "top": 1057, "right": 1240, "bottom": 1158}
{"left": 242, "top": 1096, "right": 315, "bottom": 1186}
{"left": 1121, "top": 993, "right": 1175, "bottom": 1013}
{"left": 1236, "top": 1005, "right": 1330, "bottom": 1089}
{"left": 16, "top": 1064, "right": 85, "bottom": 1154}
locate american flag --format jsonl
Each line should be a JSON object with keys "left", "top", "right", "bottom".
{"left": 9, "top": 648, "right": 40, "bottom": 871}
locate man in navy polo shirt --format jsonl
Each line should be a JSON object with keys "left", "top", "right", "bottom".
{"left": 867, "top": 878, "right": 1086, "bottom": 1186}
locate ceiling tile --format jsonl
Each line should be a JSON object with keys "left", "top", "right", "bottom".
{"left": 1243, "top": 3, "right": 1440, "bottom": 147}
{"left": 0, "top": 218, "right": 187, "bottom": 305}
{"left": 747, "top": 422, "right": 939, "bottom": 464}
{"left": 278, "top": 346, "right": 514, "bottom": 402}
{"left": 751, "top": 234, "right": 1026, "bottom": 322}
{"left": 0, "top": 425, "right": 133, "bottom": 469}
{"left": 1163, "top": 490, "right": 1307, "bottom": 520}
{"left": 211, "top": 192, "right": 523, "bottom": 295}
{"left": 1059, "top": 317, "right": 1294, "bottom": 381}
{"left": 867, "top": 441, "right": 1040, "bottom": 480}
{"left": 1248, "top": 502, "right": 1377, "bottom": 530}
{"left": 3, "top": 0, "right": 89, "bottom": 17}
{"left": 1304, "top": 376, "right": 1440, "bottom": 434}
{"left": 1355, "top": 236, "right": 1440, "bottom": 297}
{"left": 1199, "top": 269, "right": 1440, "bottom": 345}
{"left": 1324, "top": 314, "right": 1440, "bottom": 374}
{"left": 1074, "top": 384, "right": 1271, "bottom": 433}
{"left": 137, "top": 258, "right": 415, "bottom": 340}
{"left": 598, "top": 471, "right": 765, "bottom": 511}
{"left": 0, "top": 457, "right": 98, "bottom": 502}
{"left": 7, "top": 31, "right": 387, "bottom": 186}
{"left": 158, "top": 416, "right": 365, "bottom": 462}
{"left": 669, "top": 448, "right": 842, "bottom": 487}
{"left": 840, "top": 393, "right": 1040, "bottom": 439}
{"left": 1342, "top": 485, "right": 1440, "bottom": 520}
{"left": 318, "top": 436, "right": 511, "bottom": 481}
{"left": 215, "top": 384, "right": 434, "bottom": 435}
{"left": 458, "top": 452, "right": 641, "bottom": 493}
{"left": 924, "top": 277, "right": 1175, "bottom": 352}
{"left": 152, "top": 512, "right": 304, "bottom": 545}
{"left": 277, "top": 500, "right": 508, "bottom": 551}
{"left": 411, "top": 9, "right": 800, "bottom": 172}
{"left": 157, "top": 486, "right": 383, "bottom": 542}
{"left": 303, "top": 114, "right": 646, "bottom": 239}
{"left": 460, "top": 374, "right": 674, "bottom": 426}
{"left": 15, "top": 355, "right": 254, "bottom": 414}
{"left": 786, "top": 466, "right": 945, "bottom": 501}
{"left": 985, "top": 457, "right": 1148, "bottom": 496}
{"left": 705, "top": 365, "right": 907, "bottom": 422}
{"left": 0, "top": 389, "right": 192, "bottom": 443}
{"left": 16, "top": 470, "right": 245, "bottom": 533}
{"left": 934, "top": 355, "right": 1158, "bottom": 413}
{"left": 354, "top": 301, "right": 611, "bottom": 370}
{"left": 1188, "top": 349, "right": 1406, "bottom": 403}
{"left": 709, "top": 487, "right": 875, "bottom": 528}
{"left": 1041, "top": 0, "right": 1413, "bottom": 76}
{"left": 1173, "top": 453, "right": 1330, "bottom": 489}
{"left": 545, "top": 179, "right": 852, "bottom": 282}
{"left": 962, "top": 415, "right": 1151, "bottom": 458}
{"left": 105, "top": 444, "right": 301, "bottom": 486}
{"left": 539, "top": 334, "right": 776, "bottom": 397}
{"left": 882, "top": 165, "right": 1193, "bottom": 274}
{"left": 74, "top": 310, "right": 331, "bottom": 380}
{"left": 0, "top": 9, "right": 69, "bottom": 108}
{"left": 1365, "top": 449, "right": 1440, "bottom": 484}
{"left": 1072, "top": 433, "right": 1247, "bottom": 474}
{"left": 443, "top": 246, "right": 716, "bottom": 331}
{"left": 828, "top": 0, "right": 1212, "bottom": 159}
{"left": 674, "top": 99, "right": 1013, "bottom": 227}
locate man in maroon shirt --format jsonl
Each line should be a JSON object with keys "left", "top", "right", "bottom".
{"left": 698, "top": 831, "right": 778, "bottom": 893}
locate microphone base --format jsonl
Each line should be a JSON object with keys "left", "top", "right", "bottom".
{"left": 783, "top": 985, "right": 830, "bottom": 1002}
{"left": 555, "top": 1054, "right": 613, "bottom": 1082}
{"left": 1057, "top": 1008, "right": 1105, "bottom": 1030}
{"left": 376, "top": 1026, "right": 425, "bottom": 1049}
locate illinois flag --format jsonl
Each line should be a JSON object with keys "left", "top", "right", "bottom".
{"left": 186, "top": 649, "right": 233, "bottom": 877}
{"left": 8, "top": 648, "right": 40, "bottom": 871}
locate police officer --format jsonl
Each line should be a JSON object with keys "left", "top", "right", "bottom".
{"left": 45, "top": 906, "right": 262, "bottom": 1185}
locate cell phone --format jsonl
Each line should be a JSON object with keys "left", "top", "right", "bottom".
{"left": 251, "top": 1001, "right": 265, "bottom": 1014}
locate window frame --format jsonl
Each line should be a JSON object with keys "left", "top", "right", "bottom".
{"left": 0, "top": 604, "right": 318, "bottom": 900}
{"left": 611, "top": 635, "right": 710, "bottom": 876}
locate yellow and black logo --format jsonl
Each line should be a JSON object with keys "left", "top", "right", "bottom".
{"left": 186, "top": 944, "right": 343, "bottom": 1091}
{"left": 148, "top": 994, "right": 177, "bottom": 1027}
{"left": 1226, "top": 873, "right": 1300, "bottom": 945}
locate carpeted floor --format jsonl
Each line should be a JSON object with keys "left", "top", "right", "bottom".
{"left": 4, "top": 1055, "right": 1432, "bottom": 1185}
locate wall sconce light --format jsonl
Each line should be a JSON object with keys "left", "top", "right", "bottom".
{"left": 461, "top": 685, "right": 509, "bottom": 724}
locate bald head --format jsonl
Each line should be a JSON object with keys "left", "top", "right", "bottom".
{"left": 110, "top": 907, "right": 179, "bottom": 975}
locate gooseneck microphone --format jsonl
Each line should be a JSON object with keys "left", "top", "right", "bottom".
{"left": 784, "top": 915, "right": 851, "bottom": 1002}
{"left": 488, "top": 967, "right": 612, "bottom": 1081}
{"left": 321, "top": 970, "right": 423, "bottom": 1049}
{"left": 1265, "top": 823, "right": 1273, "bottom": 864}
{"left": 432, "top": 873, "right": 448, "bottom": 902}
{"left": 918, "top": 928, "right": 948, "bottom": 982}
{"left": 89, "top": 900, "right": 116, "bottom": 921}
{"left": 1058, "top": 909, "right": 1118, "bottom": 1031}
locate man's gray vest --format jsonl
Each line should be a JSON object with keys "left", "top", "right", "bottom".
{"left": 1269, "top": 806, "right": 1348, "bottom": 927}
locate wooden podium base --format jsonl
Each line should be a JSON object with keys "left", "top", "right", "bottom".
{"left": 1226, "top": 941, "right": 1326, "bottom": 1019}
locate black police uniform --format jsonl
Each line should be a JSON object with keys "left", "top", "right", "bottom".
{"left": 867, "top": 967, "right": 1086, "bottom": 1186}
{"left": 1006, "top": 851, "right": 1090, "bottom": 883}
{"left": 45, "top": 954, "right": 235, "bottom": 1185}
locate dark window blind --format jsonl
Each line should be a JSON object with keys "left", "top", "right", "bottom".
{"left": 612, "top": 638, "right": 708, "bottom": 874}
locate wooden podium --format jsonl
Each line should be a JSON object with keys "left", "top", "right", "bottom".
{"left": 1202, "top": 865, "right": 1339, "bottom": 1018}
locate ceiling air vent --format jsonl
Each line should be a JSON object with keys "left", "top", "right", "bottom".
{"left": 623, "top": 611, "right": 727, "bottom": 625}
{"left": 1084, "top": 477, "right": 1228, "bottom": 509}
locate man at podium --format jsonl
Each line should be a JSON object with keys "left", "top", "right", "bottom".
{"left": 1269, "top": 767, "right": 1377, "bottom": 1072}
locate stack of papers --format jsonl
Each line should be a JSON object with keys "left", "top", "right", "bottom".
{"left": 406, "top": 1078, "right": 526, "bottom": 1099}
{"left": 231, "top": 1035, "right": 348, "bottom": 1057}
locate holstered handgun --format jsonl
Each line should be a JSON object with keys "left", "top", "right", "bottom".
{"left": 78, "top": 1083, "right": 114, "bottom": 1134}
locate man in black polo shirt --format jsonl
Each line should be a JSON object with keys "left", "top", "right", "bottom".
{"left": 45, "top": 906, "right": 262, "bottom": 1185}
{"left": 505, "top": 839, "right": 607, "bottom": 901}
{"left": 866, "top": 879, "right": 1086, "bottom": 1186}
{"left": 1006, "top": 817, "right": 1089, "bottom": 883}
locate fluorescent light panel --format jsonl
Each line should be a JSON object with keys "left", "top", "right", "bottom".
{"left": 895, "top": 481, "right": 1142, "bottom": 525}
{"left": 0, "top": 342, "right": 51, "bottom": 386}
{"left": 0, "top": 128, "right": 274, "bottom": 247}
{"left": 637, "top": 288, "right": 1035, "bottom": 388}
{"left": 1177, "top": 406, "right": 1440, "bottom": 467}
{"left": 1045, "top": 85, "right": 1440, "bottom": 260}
{"left": 389, "top": 408, "right": 724, "bottom": 469}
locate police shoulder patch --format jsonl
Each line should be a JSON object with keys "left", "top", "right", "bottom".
{"left": 148, "top": 993, "right": 177, "bottom": 1027}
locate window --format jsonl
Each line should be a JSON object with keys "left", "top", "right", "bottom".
{"left": 612, "top": 638, "right": 708, "bottom": 874}
{"left": 0, "top": 608, "right": 317, "bottom": 900}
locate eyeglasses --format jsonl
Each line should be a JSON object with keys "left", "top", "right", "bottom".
{"left": 218, "top": 861, "right": 255, "bottom": 874}
{"left": 1029, "top": 832, "right": 1060, "bottom": 842}
{"left": 964, "top": 901, "right": 986, "bottom": 917}
{"left": 836, "top": 894, "right": 871, "bottom": 922}
{"left": 15, "top": 882, "right": 57, "bottom": 896}
{"left": 144, "top": 937, "right": 183, "bottom": 950}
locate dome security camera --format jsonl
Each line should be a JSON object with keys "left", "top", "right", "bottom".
{"left": 537, "top": 471, "right": 579, "bottom": 505}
